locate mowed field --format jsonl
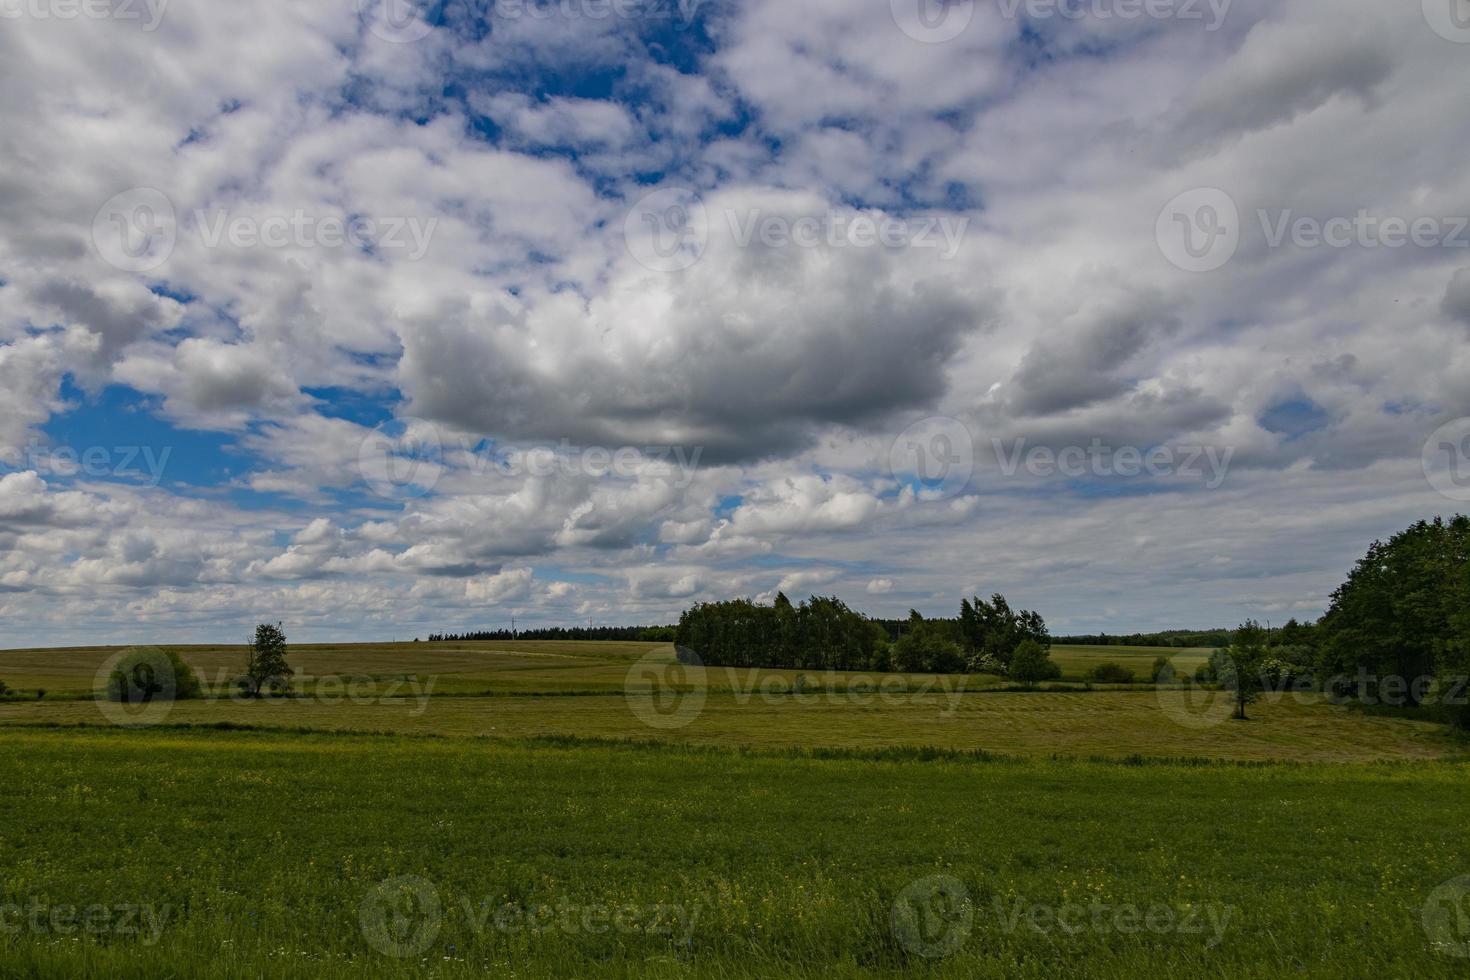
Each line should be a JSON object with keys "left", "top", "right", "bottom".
{"left": 2, "top": 640, "right": 1469, "bottom": 977}
{"left": 0, "top": 641, "right": 1451, "bottom": 761}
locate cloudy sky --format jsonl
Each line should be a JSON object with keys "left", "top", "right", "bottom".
{"left": 2, "top": 0, "right": 1468, "bottom": 646}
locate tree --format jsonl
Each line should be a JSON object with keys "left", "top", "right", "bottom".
{"left": 1224, "top": 620, "right": 1268, "bottom": 720}
{"left": 243, "top": 623, "right": 293, "bottom": 698}
{"left": 1009, "top": 639, "right": 1059, "bottom": 687}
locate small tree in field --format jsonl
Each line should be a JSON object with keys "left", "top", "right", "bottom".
{"left": 243, "top": 623, "right": 293, "bottom": 698}
{"left": 1225, "top": 620, "right": 1268, "bottom": 720}
{"left": 1009, "top": 639, "right": 1059, "bottom": 688}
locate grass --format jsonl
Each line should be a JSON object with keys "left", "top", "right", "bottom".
{"left": 1, "top": 727, "right": 1469, "bottom": 978}
{"left": 2, "top": 640, "right": 1468, "bottom": 976}
{"left": 0, "top": 641, "right": 1453, "bottom": 762}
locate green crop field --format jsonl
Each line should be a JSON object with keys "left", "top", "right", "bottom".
{"left": 2, "top": 640, "right": 1469, "bottom": 977}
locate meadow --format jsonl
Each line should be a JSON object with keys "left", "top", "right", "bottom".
{"left": 1, "top": 640, "right": 1468, "bottom": 977}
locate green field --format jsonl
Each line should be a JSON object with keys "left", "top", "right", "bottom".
{"left": 1, "top": 641, "right": 1469, "bottom": 976}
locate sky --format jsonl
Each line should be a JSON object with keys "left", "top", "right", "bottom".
{"left": 2, "top": 0, "right": 1469, "bottom": 647}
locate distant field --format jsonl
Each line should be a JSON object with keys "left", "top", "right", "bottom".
{"left": 1049, "top": 644, "right": 1213, "bottom": 679}
{"left": 0, "top": 641, "right": 1455, "bottom": 762}
{"left": 1, "top": 728, "right": 1468, "bottom": 978}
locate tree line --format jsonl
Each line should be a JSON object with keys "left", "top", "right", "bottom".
{"left": 675, "top": 592, "right": 1054, "bottom": 678}
{"left": 428, "top": 625, "right": 676, "bottom": 643}
{"left": 1054, "top": 628, "right": 1234, "bottom": 648}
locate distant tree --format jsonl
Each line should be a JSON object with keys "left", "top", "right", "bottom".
{"left": 106, "top": 648, "right": 201, "bottom": 702}
{"left": 242, "top": 623, "right": 293, "bottom": 698}
{"left": 0, "top": 680, "right": 10, "bottom": 698}
{"left": 1010, "top": 639, "right": 1060, "bottom": 687}
{"left": 1089, "top": 662, "right": 1136, "bottom": 684}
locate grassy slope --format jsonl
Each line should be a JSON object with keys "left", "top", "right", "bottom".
{"left": 1, "top": 728, "right": 1468, "bottom": 978}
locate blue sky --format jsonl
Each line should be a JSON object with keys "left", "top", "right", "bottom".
{"left": 1, "top": 0, "right": 1469, "bottom": 647}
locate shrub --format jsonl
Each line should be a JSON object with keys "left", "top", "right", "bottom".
{"left": 1150, "top": 655, "right": 1172, "bottom": 683}
{"left": 0, "top": 680, "right": 10, "bottom": 698}
{"left": 106, "top": 648, "right": 202, "bottom": 702}
{"left": 1089, "top": 662, "right": 1136, "bottom": 684}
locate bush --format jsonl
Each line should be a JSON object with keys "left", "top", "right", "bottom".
{"left": 0, "top": 680, "right": 10, "bottom": 698}
{"left": 1089, "top": 662, "right": 1136, "bottom": 684}
{"left": 1150, "top": 655, "right": 1172, "bottom": 683}
{"left": 966, "top": 653, "right": 1006, "bottom": 676}
{"left": 106, "top": 647, "right": 202, "bottom": 702}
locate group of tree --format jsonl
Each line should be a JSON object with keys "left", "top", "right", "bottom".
{"left": 676, "top": 594, "right": 880, "bottom": 671}
{"left": 1183, "top": 515, "right": 1469, "bottom": 723}
{"left": 428, "top": 625, "right": 676, "bottom": 643}
{"left": 675, "top": 592, "right": 1056, "bottom": 680}
{"left": 1313, "top": 515, "right": 1470, "bottom": 723}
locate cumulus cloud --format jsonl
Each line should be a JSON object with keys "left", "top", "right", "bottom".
{"left": 1, "top": 0, "right": 1467, "bottom": 644}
